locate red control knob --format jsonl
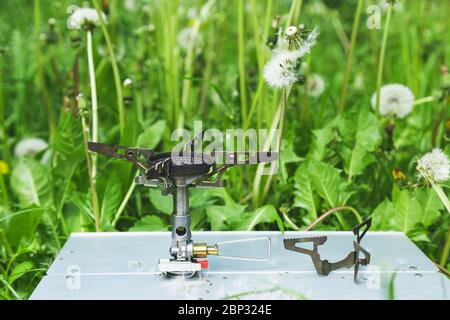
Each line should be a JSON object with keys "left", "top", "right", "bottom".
{"left": 199, "top": 260, "right": 209, "bottom": 269}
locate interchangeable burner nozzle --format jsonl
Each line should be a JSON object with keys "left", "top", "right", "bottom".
{"left": 192, "top": 243, "right": 219, "bottom": 258}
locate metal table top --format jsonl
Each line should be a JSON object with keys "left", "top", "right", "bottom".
{"left": 30, "top": 231, "right": 449, "bottom": 300}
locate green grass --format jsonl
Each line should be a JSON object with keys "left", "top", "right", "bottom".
{"left": 0, "top": 0, "right": 449, "bottom": 299}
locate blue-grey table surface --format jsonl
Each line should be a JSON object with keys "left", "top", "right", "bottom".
{"left": 30, "top": 231, "right": 450, "bottom": 300}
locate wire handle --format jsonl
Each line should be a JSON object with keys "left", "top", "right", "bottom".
{"left": 215, "top": 237, "right": 271, "bottom": 261}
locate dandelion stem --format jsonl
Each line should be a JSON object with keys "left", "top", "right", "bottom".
{"left": 92, "top": 0, "right": 125, "bottom": 139}
{"left": 432, "top": 99, "right": 447, "bottom": 147}
{"left": 337, "top": 0, "right": 363, "bottom": 113}
{"left": 179, "top": 0, "right": 214, "bottom": 129}
{"left": 431, "top": 182, "right": 450, "bottom": 215}
{"left": 237, "top": 0, "right": 248, "bottom": 125}
{"left": 375, "top": 4, "right": 393, "bottom": 116}
{"left": 305, "top": 206, "right": 363, "bottom": 231}
{"left": 0, "top": 230, "right": 13, "bottom": 258}
{"left": 245, "top": 79, "right": 264, "bottom": 129}
{"left": 0, "top": 55, "right": 9, "bottom": 161}
{"left": 80, "top": 112, "right": 101, "bottom": 232}
{"left": 86, "top": 29, "right": 98, "bottom": 179}
{"left": 285, "top": 0, "right": 302, "bottom": 28}
{"left": 413, "top": 96, "right": 434, "bottom": 106}
{"left": 261, "top": 89, "right": 287, "bottom": 201}
{"left": 0, "top": 173, "right": 11, "bottom": 212}
{"left": 0, "top": 276, "right": 21, "bottom": 300}
{"left": 113, "top": 177, "right": 136, "bottom": 226}
{"left": 440, "top": 225, "right": 450, "bottom": 268}
{"left": 252, "top": 93, "right": 283, "bottom": 207}
{"left": 281, "top": 208, "right": 301, "bottom": 231}
{"left": 34, "top": 0, "right": 56, "bottom": 140}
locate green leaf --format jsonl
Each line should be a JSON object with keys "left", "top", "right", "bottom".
{"left": 53, "top": 109, "right": 83, "bottom": 163}
{"left": 293, "top": 164, "right": 317, "bottom": 223}
{"left": 337, "top": 107, "right": 381, "bottom": 178}
{"left": 307, "top": 159, "right": 351, "bottom": 208}
{"left": 392, "top": 190, "right": 422, "bottom": 234}
{"left": 6, "top": 206, "right": 43, "bottom": 246}
{"left": 8, "top": 261, "right": 34, "bottom": 284}
{"left": 130, "top": 215, "right": 167, "bottom": 231}
{"left": 308, "top": 122, "right": 335, "bottom": 161}
{"left": 100, "top": 172, "right": 123, "bottom": 229}
{"left": 415, "top": 188, "right": 443, "bottom": 227}
{"left": 137, "top": 120, "right": 166, "bottom": 149}
{"left": 10, "top": 159, "right": 52, "bottom": 208}
{"left": 238, "top": 205, "right": 284, "bottom": 232}
{"left": 206, "top": 204, "right": 246, "bottom": 230}
{"left": 148, "top": 189, "right": 173, "bottom": 215}
{"left": 372, "top": 198, "right": 395, "bottom": 230}
{"left": 280, "top": 140, "right": 302, "bottom": 182}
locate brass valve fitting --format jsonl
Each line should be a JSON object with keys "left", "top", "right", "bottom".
{"left": 192, "top": 243, "right": 219, "bottom": 258}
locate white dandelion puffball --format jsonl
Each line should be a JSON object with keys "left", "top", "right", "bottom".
{"left": 285, "top": 26, "right": 298, "bottom": 37}
{"left": 380, "top": 0, "right": 403, "bottom": 12}
{"left": 307, "top": 73, "right": 325, "bottom": 97}
{"left": 264, "top": 50, "right": 300, "bottom": 89}
{"left": 67, "top": 6, "right": 107, "bottom": 30}
{"left": 14, "top": 138, "right": 48, "bottom": 158}
{"left": 297, "top": 27, "right": 320, "bottom": 58}
{"left": 177, "top": 27, "right": 202, "bottom": 51}
{"left": 417, "top": 149, "right": 450, "bottom": 183}
{"left": 371, "top": 84, "right": 414, "bottom": 118}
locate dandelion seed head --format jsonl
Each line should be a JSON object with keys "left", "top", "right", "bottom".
{"left": 177, "top": 27, "right": 202, "bottom": 51}
{"left": 14, "top": 138, "right": 48, "bottom": 158}
{"left": 380, "top": 0, "right": 403, "bottom": 12}
{"left": 417, "top": 149, "right": 450, "bottom": 183}
{"left": 306, "top": 73, "right": 325, "bottom": 97}
{"left": 285, "top": 26, "right": 298, "bottom": 36}
{"left": 123, "top": 78, "right": 133, "bottom": 87}
{"left": 264, "top": 50, "right": 300, "bottom": 89}
{"left": 124, "top": 0, "right": 137, "bottom": 11}
{"left": 67, "top": 6, "right": 107, "bottom": 30}
{"left": 371, "top": 84, "right": 414, "bottom": 118}
{"left": 264, "top": 26, "right": 319, "bottom": 89}
{"left": 296, "top": 27, "right": 319, "bottom": 57}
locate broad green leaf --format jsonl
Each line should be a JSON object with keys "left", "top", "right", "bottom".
{"left": 280, "top": 140, "right": 302, "bottom": 182}
{"left": 308, "top": 122, "right": 335, "bottom": 161}
{"left": 415, "top": 188, "right": 443, "bottom": 227}
{"left": 100, "top": 172, "right": 123, "bottom": 229}
{"left": 52, "top": 109, "right": 83, "bottom": 164}
{"left": 130, "top": 215, "right": 167, "bottom": 231}
{"left": 190, "top": 189, "right": 218, "bottom": 208}
{"left": 372, "top": 198, "right": 395, "bottom": 230}
{"left": 137, "top": 120, "right": 166, "bottom": 149}
{"left": 293, "top": 164, "right": 317, "bottom": 223}
{"left": 148, "top": 189, "right": 173, "bottom": 215}
{"left": 206, "top": 204, "right": 246, "bottom": 230}
{"left": 337, "top": 107, "right": 381, "bottom": 178}
{"left": 6, "top": 206, "right": 43, "bottom": 246}
{"left": 237, "top": 205, "right": 284, "bottom": 232}
{"left": 8, "top": 261, "right": 34, "bottom": 284}
{"left": 10, "top": 159, "right": 52, "bottom": 208}
{"left": 307, "top": 159, "right": 351, "bottom": 208}
{"left": 392, "top": 190, "right": 422, "bottom": 234}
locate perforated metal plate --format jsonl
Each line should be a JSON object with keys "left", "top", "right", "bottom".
{"left": 30, "top": 231, "right": 449, "bottom": 300}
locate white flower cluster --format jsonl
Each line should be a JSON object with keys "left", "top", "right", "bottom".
{"left": 371, "top": 84, "right": 414, "bottom": 118}
{"left": 14, "top": 138, "right": 48, "bottom": 158}
{"left": 306, "top": 73, "right": 325, "bottom": 97}
{"left": 417, "top": 149, "right": 450, "bottom": 183}
{"left": 264, "top": 26, "right": 319, "bottom": 89}
{"left": 67, "top": 6, "right": 107, "bottom": 30}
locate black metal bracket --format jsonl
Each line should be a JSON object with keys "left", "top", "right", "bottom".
{"left": 283, "top": 217, "right": 372, "bottom": 283}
